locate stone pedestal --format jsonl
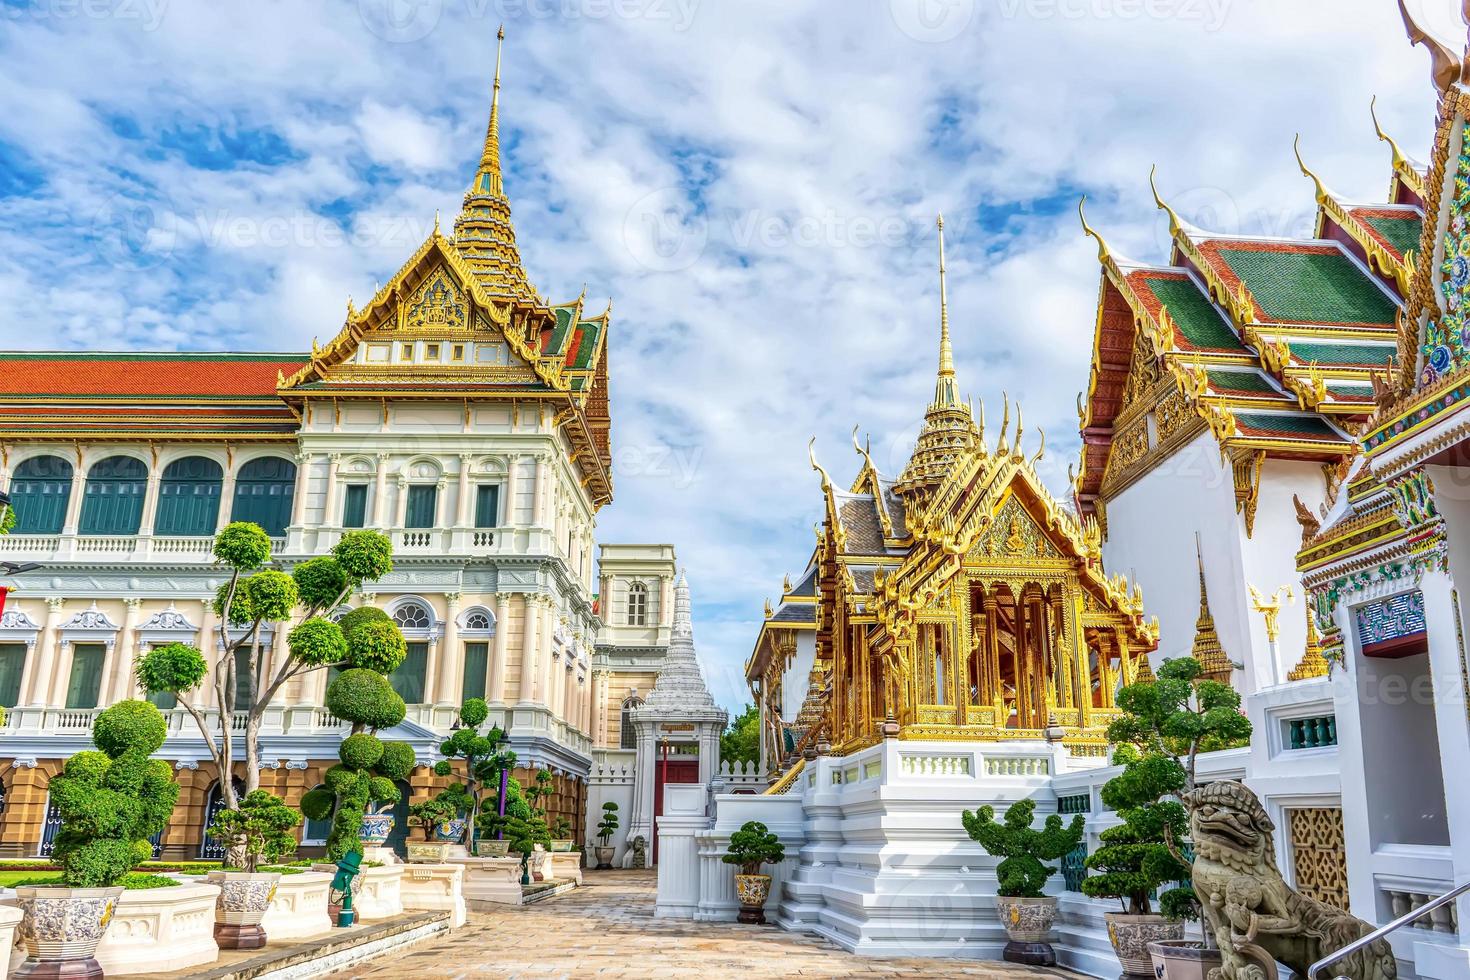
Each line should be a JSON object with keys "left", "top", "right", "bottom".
{"left": 399, "top": 864, "right": 467, "bottom": 928}
{"left": 448, "top": 857, "right": 524, "bottom": 907}
{"left": 545, "top": 851, "right": 583, "bottom": 886}
{"left": 361, "top": 846, "right": 401, "bottom": 866}
{"left": 259, "top": 872, "right": 333, "bottom": 942}
{"left": 311, "top": 864, "right": 404, "bottom": 921}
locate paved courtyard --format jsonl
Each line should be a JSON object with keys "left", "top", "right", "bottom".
{"left": 334, "top": 870, "right": 1087, "bottom": 979}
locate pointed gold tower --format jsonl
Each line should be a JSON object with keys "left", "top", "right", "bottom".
{"left": 1288, "top": 608, "right": 1331, "bottom": 681}
{"left": 894, "top": 215, "right": 982, "bottom": 502}
{"left": 1191, "top": 537, "right": 1233, "bottom": 685}
{"left": 452, "top": 26, "right": 539, "bottom": 303}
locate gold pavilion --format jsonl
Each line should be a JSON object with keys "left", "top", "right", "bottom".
{"left": 747, "top": 219, "right": 1159, "bottom": 767}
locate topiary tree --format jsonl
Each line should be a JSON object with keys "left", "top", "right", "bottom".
{"left": 502, "top": 783, "right": 550, "bottom": 885}
{"left": 722, "top": 820, "right": 785, "bottom": 877}
{"left": 596, "top": 801, "right": 619, "bottom": 847}
{"left": 1089, "top": 656, "right": 1253, "bottom": 941}
{"left": 137, "top": 526, "right": 397, "bottom": 812}
{"left": 962, "top": 799, "right": 1084, "bottom": 898}
{"left": 208, "top": 789, "right": 302, "bottom": 873}
{"left": 48, "top": 700, "right": 179, "bottom": 887}
{"left": 430, "top": 699, "right": 506, "bottom": 846}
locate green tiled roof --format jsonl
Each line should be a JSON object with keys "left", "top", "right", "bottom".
{"left": 1217, "top": 248, "right": 1398, "bottom": 325}
{"left": 1326, "top": 382, "right": 1374, "bottom": 398}
{"left": 1363, "top": 215, "right": 1422, "bottom": 257}
{"left": 1205, "top": 370, "right": 1277, "bottom": 394}
{"left": 1287, "top": 341, "right": 1397, "bottom": 368}
{"left": 1142, "top": 277, "right": 1243, "bottom": 351}
{"left": 1234, "top": 412, "right": 1340, "bottom": 438}
{"left": 569, "top": 321, "right": 603, "bottom": 370}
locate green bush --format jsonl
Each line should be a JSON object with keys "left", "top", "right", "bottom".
{"left": 213, "top": 580, "right": 255, "bottom": 626}
{"left": 333, "top": 531, "right": 393, "bottom": 582}
{"left": 339, "top": 732, "right": 384, "bottom": 770}
{"left": 292, "top": 557, "right": 350, "bottom": 610}
{"left": 207, "top": 790, "right": 302, "bottom": 873}
{"left": 136, "top": 643, "right": 207, "bottom": 697}
{"left": 326, "top": 669, "right": 406, "bottom": 729}
{"left": 722, "top": 821, "right": 784, "bottom": 877}
{"left": 240, "top": 570, "right": 298, "bottom": 622}
{"left": 962, "top": 800, "right": 1084, "bottom": 898}
{"left": 214, "top": 522, "right": 272, "bottom": 570}
{"left": 336, "top": 606, "right": 391, "bottom": 637}
{"left": 377, "top": 741, "right": 416, "bottom": 781}
{"left": 597, "top": 802, "right": 619, "bottom": 846}
{"left": 288, "top": 618, "right": 347, "bottom": 668}
{"left": 300, "top": 787, "right": 335, "bottom": 822}
{"left": 368, "top": 776, "right": 399, "bottom": 804}
{"left": 344, "top": 619, "right": 407, "bottom": 674}
{"left": 49, "top": 701, "right": 180, "bottom": 888}
{"left": 460, "top": 697, "right": 489, "bottom": 729}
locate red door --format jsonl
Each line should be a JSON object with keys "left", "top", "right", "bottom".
{"left": 653, "top": 758, "right": 699, "bottom": 864}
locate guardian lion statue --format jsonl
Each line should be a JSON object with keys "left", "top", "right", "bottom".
{"left": 1183, "top": 781, "right": 1394, "bottom": 980}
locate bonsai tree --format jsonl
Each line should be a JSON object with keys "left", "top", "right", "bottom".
{"left": 48, "top": 701, "right": 179, "bottom": 887}
{"left": 1081, "top": 744, "right": 1192, "bottom": 918}
{"left": 208, "top": 789, "right": 302, "bottom": 873}
{"left": 596, "top": 802, "right": 619, "bottom": 847}
{"left": 552, "top": 817, "right": 573, "bottom": 841}
{"left": 722, "top": 820, "right": 785, "bottom": 876}
{"left": 408, "top": 795, "right": 459, "bottom": 838}
{"left": 962, "top": 799, "right": 1084, "bottom": 897}
{"left": 137, "top": 525, "right": 396, "bottom": 812}
{"left": 502, "top": 785, "right": 550, "bottom": 885}
{"left": 431, "top": 698, "right": 506, "bottom": 844}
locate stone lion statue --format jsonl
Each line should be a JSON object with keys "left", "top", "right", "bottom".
{"left": 629, "top": 835, "right": 647, "bottom": 870}
{"left": 1183, "top": 781, "right": 1394, "bottom": 980}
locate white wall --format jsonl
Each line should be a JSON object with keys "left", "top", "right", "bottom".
{"left": 781, "top": 631, "right": 816, "bottom": 721}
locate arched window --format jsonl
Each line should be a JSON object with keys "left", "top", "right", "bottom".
{"left": 154, "top": 457, "right": 223, "bottom": 536}
{"left": 9, "top": 455, "right": 72, "bottom": 534}
{"left": 627, "top": 583, "right": 648, "bottom": 627}
{"left": 392, "top": 603, "right": 432, "bottom": 630}
{"left": 200, "top": 778, "right": 245, "bottom": 859}
{"left": 232, "top": 457, "right": 296, "bottom": 537}
{"left": 389, "top": 601, "right": 432, "bottom": 704}
{"left": 463, "top": 610, "right": 493, "bottom": 631}
{"left": 79, "top": 456, "right": 147, "bottom": 535}
{"left": 620, "top": 695, "right": 643, "bottom": 749}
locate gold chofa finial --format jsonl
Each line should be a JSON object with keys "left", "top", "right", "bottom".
{"left": 1078, "top": 196, "right": 1111, "bottom": 264}
{"left": 1293, "top": 134, "right": 1329, "bottom": 202}
{"left": 1370, "top": 95, "right": 1412, "bottom": 172}
{"left": 1149, "top": 165, "right": 1184, "bottom": 238}
{"left": 808, "top": 437, "right": 833, "bottom": 493}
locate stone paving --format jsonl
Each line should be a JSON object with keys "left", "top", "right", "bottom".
{"left": 332, "top": 870, "right": 1087, "bottom": 979}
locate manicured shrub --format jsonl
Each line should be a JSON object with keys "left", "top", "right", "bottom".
{"left": 288, "top": 618, "right": 348, "bottom": 667}
{"left": 339, "top": 732, "right": 384, "bottom": 770}
{"left": 325, "top": 669, "right": 406, "bottom": 730}
{"left": 597, "top": 802, "right": 619, "bottom": 846}
{"left": 136, "top": 642, "right": 207, "bottom": 698}
{"left": 214, "top": 522, "right": 271, "bottom": 569}
{"left": 962, "top": 799, "right": 1084, "bottom": 898}
{"left": 207, "top": 790, "right": 302, "bottom": 873}
{"left": 333, "top": 530, "right": 393, "bottom": 582}
{"left": 377, "top": 741, "right": 416, "bottom": 781}
{"left": 722, "top": 821, "right": 785, "bottom": 877}
{"left": 291, "top": 557, "right": 350, "bottom": 610}
{"left": 49, "top": 701, "right": 180, "bottom": 888}
{"left": 344, "top": 618, "right": 407, "bottom": 674}
{"left": 240, "top": 570, "right": 298, "bottom": 622}
{"left": 300, "top": 788, "right": 335, "bottom": 822}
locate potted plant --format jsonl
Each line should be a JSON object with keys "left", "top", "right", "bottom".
{"left": 550, "top": 817, "right": 574, "bottom": 852}
{"left": 594, "top": 802, "right": 619, "bottom": 869}
{"left": 525, "top": 769, "right": 555, "bottom": 879}
{"left": 1085, "top": 655, "right": 1252, "bottom": 979}
{"left": 502, "top": 786, "right": 550, "bottom": 887}
{"left": 432, "top": 698, "right": 505, "bottom": 851}
{"left": 721, "top": 820, "right": 785, "bottom": 924}
{"left": 205, "top": 790, "right": 301, "bottom": 949}
{"left": 962, "top": 798, "right": 1084, "bottom": 965}
{"left": 15, "top": 701, "right": 179, "bottom": 979}
{"left": 406, "top": 793, "right": 465, "bottom": 862}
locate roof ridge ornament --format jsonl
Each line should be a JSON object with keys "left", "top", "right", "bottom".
{"left": 1149, "top": 164, "right": 1190, "bottom": 239}
{"left": 1078, "top": 196, "right": 1111, "bottom": 264}
{"left": 1369, "top": 96, "right": 1412, "bottom": 171}
{"left": 1292, "top": 134, "right": 1335, "bottom": 204}
{"left": 1396, "top": 0, "right": 1462, "bottom": 92}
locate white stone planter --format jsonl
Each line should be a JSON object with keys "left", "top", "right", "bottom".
{"left": 399, "top": 864, "right": 466, "bottom": 928}
{"left": 206, "top": 871, "right": 280, "bottom": 950}
{"left": 448, "top": 857, "right": 524, "bottom": 906}
{"left": 95, "top": 882, "right": 220, "bottom": 976}
{"left": 0, "top": 903, "right": 23, "bottom": 980}
{"left": 312, "top": 864, "right": 403, "bottom": 921}
{"left": 259, "top": 873, "right": 333, "bottom": 942}
{"left": 545, "top": 851, "right": 583, "bottom": 886}
{"left": 1106, "top": 912, "right": 1185, "bottom": 977}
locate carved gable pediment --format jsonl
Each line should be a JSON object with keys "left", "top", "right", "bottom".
{"left": 967, "top": 491, "right": 1060, "bottom": 562}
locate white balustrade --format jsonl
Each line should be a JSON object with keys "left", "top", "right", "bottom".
{"left": 899, "top": 753, "right": 972, "bottom": 777}
{"left": 985, "top": 755, "right": 1051, "bottom": 777}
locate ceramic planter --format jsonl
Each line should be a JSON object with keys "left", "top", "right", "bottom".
{"left": 360, "top": 811, "right": 395, "bottom": 846}
{"left": 13, "top": 885, "right": 124, "bottom": 980}
{"left": 549, "top": 839, "right": 574, "bottom": 853}
{"left": 474, "top": 839, "right": 511, "bottom": 858}
{"left": 206, "top": 871, "right": 280, "bottom": 950}
{"left": 1106, "top": 912, "right": 1185, "bottom": 978}
{"left": 594, "top": 844, "right": 616, "bottom": 869}
{"left": 733, "top": 873, "right": 772, "bottom": 925}
{"left": 406, "top": 840, "right": 454, "bottom": 863}
{"left": 432, "top": 816, "right": 467, "bottom": 843}
{"left": 995, "top": 895, "right": 1059, "bottom": 966}
{"left": 1148, "top": 940, "right": 1223, "bottom": 980}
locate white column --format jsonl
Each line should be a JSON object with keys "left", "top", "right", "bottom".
{"left": 372, "top": 454, "right": 390, "bottom": 528}
{"left": 26, "top": 599, "right": 65, "bottom": 705}
{"left": 539, "top": 609, "right": 559, "bottom": 705}
{"left": 194, "top": 599, "right": 217, "bottom": 709}
{"left": 532, "top": 456, "right": 547, "bottom": 527}
{"left": 456, "top": 454, "right": 473, "bottom": 527}
{"left": 322, "top": 454, "right": 341, "bottom": 527}
{"left": 61, "top": 465, "right": 85, "bottom": 535}
{"left": 216, "top": 467, "right": 237, "bottom": 531}
{"left": 490, "top": 593, "right": 510, "bottom": 703}
{"left": 288, "top": 452, "right": 310, "bottom": 529}
{"left": 505, "top": 455, "right": 521, "bottom": 527}
{"left": 1420, "top": 572, "right": 1470, "bottom": 952}
{"left": 433, "top": 594, "right": 461, "bottom": 706}
{"left": 393, "top": 479, "right": 409, "bottom": 528}
{"left": 517, "top": 595, "right": 539, "bottom": 705}
{"left": 137, "top": 472, "right": 162, "bottom": 536}
{"left": 109, "top": 598, "right": 144, "bottom": 703}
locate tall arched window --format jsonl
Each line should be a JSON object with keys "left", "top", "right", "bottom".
{"left": 154, "top": 457, "right": 223, "bottom": 535}
{"left": 626, "top": 583, "right": 648, "bottom": 627}
{"left": 232, "top": 457, "right": 296, "bottom": 537}
{"left": 389, "top": 601, "right": 432, "bottom": 704}
{"left": 620, "top": 695, "right": 643, "bottom": 749}
{"left": 10, "top": 456, "right": 73, "bottom": 534}
{"left": 79, "top": 456, "right": 147, "bottom": 535}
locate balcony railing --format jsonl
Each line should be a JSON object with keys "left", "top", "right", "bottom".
{"left": 1286, "top": 714, "right": 1338, "bottom": 750}
{"left": 0, "top": 533, "right": 286, "bottom": 563}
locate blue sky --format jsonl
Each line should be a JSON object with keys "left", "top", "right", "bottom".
{"left": 0, "top": 0, "right": 1458, "bottom": 711}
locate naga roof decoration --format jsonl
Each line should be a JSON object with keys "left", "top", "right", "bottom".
{"left": 1073, "top": 115, "right": 1420, "bottom": 520}
{"left": 276, "top": 29, "right": 613, "bottom": 506}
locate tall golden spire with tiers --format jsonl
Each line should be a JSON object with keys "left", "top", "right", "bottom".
{"left": 452, "top": 26, "right": 539, "bottom": 303}
{"left": 1190, "top": 535, "right": 1233, "bottom": 685}
{"left": 893, "top": 215, "right": 982, "bottom": 503}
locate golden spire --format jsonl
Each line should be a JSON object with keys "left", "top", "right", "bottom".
{"left": 1288, "top": 608, "right": 1331, "bottom": 681}
{"left": 453, "top": 24, "right": 537, "bottom": 303}
{"left": 1190, "top": 534, "right": 1233, "bottom": 685}
{"left": 935, "top": 214, "right": 958, "bottom": 408}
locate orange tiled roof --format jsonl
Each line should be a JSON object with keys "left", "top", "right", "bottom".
{"left": 0, "top": 353, "right": 307, "bottom": 398}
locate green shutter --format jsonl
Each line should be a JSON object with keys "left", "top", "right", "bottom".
{"left": 79, "top": 457, "right": 147, "bottom": 535}
{"left": 391, "top": 642, "right": 427, "bottom": 704}
{"left": 155, "top": 458, "right": 223, "bottom": 535}
{"left": 231, "top": 458, "right": 296, "bottom": 537}
{"left": 0, "top": 643, "right": 25, "bottom": 707}
{"left": 10, "top": 456, "right": 72, "bottom": 535}
{"left": 474, "top": 485, "right": 500, "bottom": 529}
{"left": 65, "top": 644, "right": 105, "bottom": 709}
{"left": 342, "top": 485, "right": 368, "bottom": 529}
{"left": 303, "top": 784, "right": 333, "bottom": 843}
{"left": 234, "top": 649, "right": 255, "bottom": 709}
{"left": 462, "top": 642, "right": 488, "bottom": 702}
{"left": 405, "top": 485, "right": 437, "bottom": 529}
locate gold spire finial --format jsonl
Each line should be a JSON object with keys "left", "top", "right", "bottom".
{"left": 932, "top": 214, "right": 960, "bottom": 409}
{"left": 1292, "top": 134, "right": 1329, "bottom": 203}
{"left": 1078, "top": 195, "right": 1111, "bottom": 264}
{"left": 478, "top": 24, "right": 507, "bottom": 196}
{"left": 1149, "top": 165, "right": 1184, "bottom": 238}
